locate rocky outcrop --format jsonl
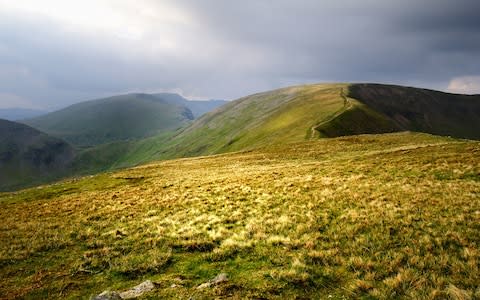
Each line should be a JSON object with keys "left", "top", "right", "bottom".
{"left": 91, "top": 280, "right": 156, "bottom": 300}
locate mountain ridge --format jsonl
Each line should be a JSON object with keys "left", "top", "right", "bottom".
{"left": 4, "top": 83, "right": 480, "bottom": 191}
{"left": 142, "top": 83, "right": 480, "bottom": 161}
{"left": 68, "top": 83, "right": 480, "bottom": 177}
{"left": 0, "top": 108, "right": 49, "bottom": 121}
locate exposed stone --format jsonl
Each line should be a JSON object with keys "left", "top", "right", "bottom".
{"left": 119, "top": 280, "right": 156, "bottom": 299}
{"left": 196, "top": 273, "right": 228, "bottom": 289}
{"left": 91, "top": 291, "right": 122, "bottom": 300}
{"left": 91, "top": 280, "right": 156, "bottom": 300}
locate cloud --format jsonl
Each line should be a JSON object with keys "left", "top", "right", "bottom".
{"left": 447, "top": 76, "right": 480, "bottom": 94}
{"left": 0, "top": 0, "right": 479, "bottom": 109}
{"left": 0, "top": 93, "right": 37, "bottom": 109}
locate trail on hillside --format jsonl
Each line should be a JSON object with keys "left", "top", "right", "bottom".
{"left": 308, "top": 88, "right": 353, "bottom": 139}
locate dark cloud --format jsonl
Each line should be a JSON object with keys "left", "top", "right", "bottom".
{"left": 0, "top": 0, "right": 479, "bottom": 109}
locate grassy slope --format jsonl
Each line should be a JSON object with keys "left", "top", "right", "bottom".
{"left": 22, "top": 94, "right": 194, "bottom": 147}
{"left": 161, "top": 84, "right": 351, "bottom": 156}
{"left": 1, "top": 132, "right": 479, "bottom": 299}
{"left": 0, "top": 119, "right": 75, "bottom": 191}
{"left": 72, "top": 83, "right": 480, "bottom": 175}
{"left": 70, "top": 131, "right": 176, "bottom": 175}
{"left": 110, "top": 83, "right": 480, "bottom": 165}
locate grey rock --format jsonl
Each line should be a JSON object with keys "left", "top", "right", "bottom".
{"left": 91, "top": 280, "right": 156, "bottom": 300}
{"left": 196, "top": 273, "right": 228, "bottom": 289}
{"left": 211, "top": 273, "right": 228, "bottom": 284}
{"left": 119, "top": 280, "right": 156, "bottom": 299}
{"left": 91, "top": 291, "right": 122, "bottom": 300}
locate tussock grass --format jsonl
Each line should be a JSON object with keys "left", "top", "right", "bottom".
{"left": 0, "top": 132, "right": 479, "bottom": 299}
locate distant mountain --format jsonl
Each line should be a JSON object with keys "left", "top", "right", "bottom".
{"left": 0, "top": 108, "right": 48, "bottom": 121}
{"left": 0, "top": 119, "right": 74, "bottom": 191}
{"left": 152, "top": 93, "right": 228, "bottom": 118}
{"left": 22, "top": 93, "right": 195, "bottom": 147}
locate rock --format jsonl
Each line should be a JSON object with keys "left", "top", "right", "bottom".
{"left": 196, "top": 282, "right": 211, "bottom": 289}
{"left": 91, "top": 291, "right": 122, "bottom": 300}
{"left": 119, "top": 280, "right": 156, "bottom": 299}
{"left": 196, "top": 273, "right": 228, "bottom": 289}
{"left": 91, "top": 280, "right": 156, "bottom": 300}
{"left": 211, "top": 273, "right": 228, "bottom": 284}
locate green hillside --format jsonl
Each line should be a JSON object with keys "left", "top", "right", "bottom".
{"left": 2, "top": 94, "right": 225, "bottom": 189}
{"left": 74, "top": 83, "right": 480, "bottom": 173}
{"left": 70, "top": 131, "right": 175, "bottom": 175}
{"left": 1, "top": 132, "right": 478, "bottom": 299}
{"left": 0, "top": 119, "right": 74, "bottom": 191}
{"left": 133, "top": 84, "right": 356, "bottom": 161}
{"left": 22, "top": 94, "right": 195, "bottom": 147}
{"left": 72, "top": 84, "right": 353, "bottom": 170}
{"left": 123, "top": 83, "right": 480, "bottom": 162}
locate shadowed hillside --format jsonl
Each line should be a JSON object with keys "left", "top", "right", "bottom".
{"left": 0, "top": 119, "right": 74, "bottom": 191}
{"left": 348, "top": 83, "right": 480, "bottom": 140}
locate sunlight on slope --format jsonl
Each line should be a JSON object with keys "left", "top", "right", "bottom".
{"left": 1, "top": 132, "right": 479, "bottom": 299}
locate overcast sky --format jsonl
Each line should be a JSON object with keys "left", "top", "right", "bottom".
{"left": 0, "top": 0, "right": 479, "bottom": 109}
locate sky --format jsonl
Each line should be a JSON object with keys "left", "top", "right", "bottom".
{"left": 0, "top": 0, "right": 479, "bottom": 110}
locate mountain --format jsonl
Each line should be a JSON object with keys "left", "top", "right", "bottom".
{"left": 152, "top": 93, "right": 228, "bottom": 118}
{"left": 0, "top": 119, "right": 74, "bottom": 191}
{"left": 0, "top": 108, "right": 48, "bottom": 121}
{"left": 69, "top": 84, "right": 351, "bottom": 170}
{"left": 155, "top": 84, "right": 352, "bottom": 157}
{"left": 22, "top": 93, "right": 195, "bottom": 147}
{"left": 8, "top": 83, "right": 480, "bottom": 189}
{"left": 151, "top": 83, "right": 480, "bottom": 159}
{"left": 72, "top": 83, "right": 480, "bottom": 173}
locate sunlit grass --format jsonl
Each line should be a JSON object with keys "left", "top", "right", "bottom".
{"left": 0, "top": 132, "right": 479, "bottom": 299}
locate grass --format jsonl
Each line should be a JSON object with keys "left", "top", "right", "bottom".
{"left": 0, "top": 132, "right": 479, "bottom": 299}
